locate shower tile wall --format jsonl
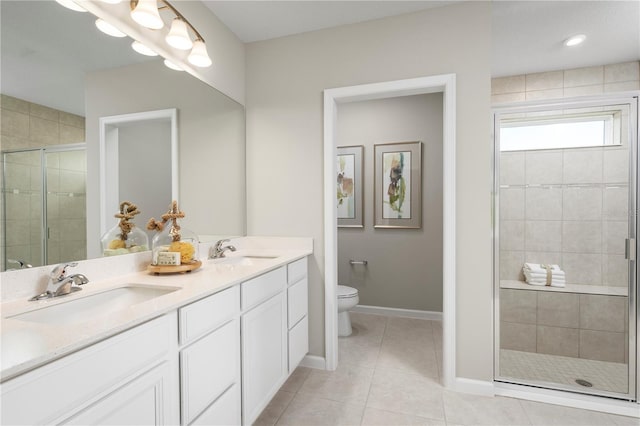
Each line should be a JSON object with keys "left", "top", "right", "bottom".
{"left": 500, "top": 145, "right": 629, "bottom": 287}
{"left": 500, "top": 288, "right": 629, "bottom": 363}
{"left": 1, "top": 94, "right": 86, "bottom": 269}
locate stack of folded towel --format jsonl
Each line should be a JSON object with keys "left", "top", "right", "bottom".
{"left": 522, "top": 263, "right": 566, "bottom": 287}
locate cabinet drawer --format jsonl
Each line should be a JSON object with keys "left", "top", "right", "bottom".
{"left": 287, "top": 258, "right": 307, "bottom": 285}
{"left": 241, "top": 267, "right": 286, "bottom": 311}
{"left": 181, "top": 319, "right": 240, "bottom": 425}
{"left": 191, "top": 383, "right": 240, "bottom": 426}
{"left": 1, "top": 313, "right": 177, "bottom": 426}
{"left": 179, "top": 286, "right": 239, "bottom": 345}
{"left": 288, "top": 316, "right": 308, "bottom": 373}
{"left": 287, "top": 277, "right": 308, "bottom": 329}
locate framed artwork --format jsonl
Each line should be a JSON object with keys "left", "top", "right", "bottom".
{"left": 337, "top": 145, "right": 363, "bottom": 228}
{"left": 374, "top": 141, "right": 422, "bottom": 229}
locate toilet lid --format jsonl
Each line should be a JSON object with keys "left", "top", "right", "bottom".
{"left": 337, "top": 285, "right": 358, "bottom": 298}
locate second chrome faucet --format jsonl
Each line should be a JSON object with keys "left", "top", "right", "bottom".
{"left": 209, "top": 239, "right": 237, "bottom": 259}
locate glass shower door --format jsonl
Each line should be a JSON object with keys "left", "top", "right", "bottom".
{"left": 494, "top": 96, "right": 638, "bottom": 400}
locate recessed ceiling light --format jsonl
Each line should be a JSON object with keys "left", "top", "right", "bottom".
{"left": 564, "top": 34, "right": 586, "bottom": 47}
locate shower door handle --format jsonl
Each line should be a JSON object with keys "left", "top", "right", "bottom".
{"left": 625, "top": 238, "right": 636, "bottom": 261}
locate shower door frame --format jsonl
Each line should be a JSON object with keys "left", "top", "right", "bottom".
{"left": 1, "top": 143, "right": 86, "bottom": 270}
{"left": 492, "top": 94, "right": 639, "bottom": 402}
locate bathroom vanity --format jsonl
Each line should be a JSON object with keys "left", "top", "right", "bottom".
{"left": 0, "top": 239, "right": 311, "bottom": 425}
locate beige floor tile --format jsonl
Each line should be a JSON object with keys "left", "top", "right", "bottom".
{"left": 377, "top": 338, "right": 439, "bottom": 379}
{"left": 608, "top": 413, "right": 640, "bottom": 425}
{"left": 366, "top": 368, "right": 445, "bottom": 421}
{"left": 384, "top": 317, "right": 434, "bottom": 342}
{"left": 276, "top": 393, "right": 364, "bottom": 426}
{"left": 338, "top": 337, "right": 380, "bottom": 369}
{"left": 298, "top": 362, "right": 374, "bottom": 406}
{"left": 443, "top": 392, "right": 531, "bottom": 425}
{"left": 280, "top": 366, "right": 312, "bottom": 393}
{"left": 520, "top": 400, "right": 619, "bottom": 425}
{"left": 361, "top": 407, "right": 445, "bottom": 425}
{"left": 253, "top": 390, "right": 295, "bottom": 426}
{"left": 348, "top": 312, "right": 388, "bottom": 346}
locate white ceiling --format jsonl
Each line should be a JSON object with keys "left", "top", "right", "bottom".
{"left": 1, "top": 1, "right": 638, "bottom": 116}
{"left": 203, "top": 0, "right": 640, "bottom": 77}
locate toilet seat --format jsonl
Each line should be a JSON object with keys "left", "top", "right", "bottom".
{"left": 337, "top": 285, "right": 358, "bottom": 298}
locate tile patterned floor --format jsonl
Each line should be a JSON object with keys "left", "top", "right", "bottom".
{"left": 500, "top": 349, "right": 629, "bottom": 394}
{"left": 254, "top": 312, "right": 637, "bottom": 425}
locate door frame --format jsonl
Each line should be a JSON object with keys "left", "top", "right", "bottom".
{"left": 323, "top": 74, "right": 457, "bottom": 388}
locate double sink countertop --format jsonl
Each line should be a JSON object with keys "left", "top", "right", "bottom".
{"left": 0, "top": 246, "right": 312, "bottom": 383}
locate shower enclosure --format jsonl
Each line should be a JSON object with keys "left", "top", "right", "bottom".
{"left": 493, "top": 95, "right": 638, "bottom": 401}
{"left": 1, "top": 144, "right": 86, "bottom": 271}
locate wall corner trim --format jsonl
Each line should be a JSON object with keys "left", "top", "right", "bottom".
{"left": 453, "top": 378, "right": 496, "bottom": 397}
{"left": 300, "top": 355, "right": 326, "bottom": 370}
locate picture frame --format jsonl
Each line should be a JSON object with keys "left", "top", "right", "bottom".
{"left": 374, "top": 141, "right": 422, "bottom": 229}
{"left": 337, "top": 145, "right": 364, "bottom": 228}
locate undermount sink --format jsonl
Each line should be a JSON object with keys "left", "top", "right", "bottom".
{"left": 9, "top": 285, "right": 180, "bottom": 326}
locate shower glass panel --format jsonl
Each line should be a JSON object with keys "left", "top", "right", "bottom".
{"left": 1, "top": 145, "right": 86, "bottom": 271}
{"left": 494, "top": 97, "right": 638, "bottom": 401}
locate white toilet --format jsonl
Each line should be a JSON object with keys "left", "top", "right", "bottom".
{"left": 337, "top": 285, "right": 359, "bottom": 337}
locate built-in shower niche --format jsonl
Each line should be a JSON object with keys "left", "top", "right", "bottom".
{"left": 495, "top": 99, "right": 635, "bottom": 399}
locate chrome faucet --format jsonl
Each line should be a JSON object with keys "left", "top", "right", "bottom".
{"left": 209, "top": 239, "right": 237, "bottom": 259}
{"left": 29, "top": 262, "right": 89, "bottom": 301}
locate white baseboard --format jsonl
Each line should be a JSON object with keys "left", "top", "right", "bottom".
{"left": 495, "top": 382, "right": 639, "bottom": 418}
{"left": 299, "top": 355, "right": 326, "bottom": 370}
{"left": 352, "top": 305, "right": 443, "bottom": 321}
{"left": 453, "top": 378, "right": 495, "bottom": 396}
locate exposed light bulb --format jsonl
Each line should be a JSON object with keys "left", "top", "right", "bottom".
{"left": 164, "top": 59, "right": 184, "bottom": 71}
{"left": 131, "top": 41, "right": 158, "bottom": 56}
{"left": 166, "top": 18, "right": 193, "bottom": 50}
{"left": 564, "top": 34, "right": 586, "bottom": 47}
{"left": 188, "top": 39, "right": 212, "bottom": 68}
{"left": 95, "top": 19, "right": 127, "bottom": 38}
{"left": 55, "top": 0, "right": 87, "bottom": 12}
{"left": 130, "top": 0, "right": 164, "bottom": 30}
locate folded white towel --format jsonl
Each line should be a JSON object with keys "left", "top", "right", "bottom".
{"left": 523, "top": 262, "right": 566, "bottom": 286}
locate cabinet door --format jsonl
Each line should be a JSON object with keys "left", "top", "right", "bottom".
{"left": 288, "top": 316, "right": 309, "bottom": 373}
{"left": 241, "top": 292, "right": 287, "bottom": 425}
{"left": 181, "top": 319, "right": 239, "bottom": 425}
{"left": 64, "top": 361, "right": 176, "bottom": 425}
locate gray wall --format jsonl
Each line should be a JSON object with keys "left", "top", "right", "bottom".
{"left": 118, "top": 122, "right": 172, "bottom": 243}
{"left": 246, "top": 1, "right": 492, "bottom": 380}
{"left": 85, "top": 60, "right": 245, "bottom": 258}
{"left": 336, "top": 94, "right": 443, "bottom": 312}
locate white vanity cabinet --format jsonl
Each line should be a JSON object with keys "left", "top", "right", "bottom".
{"left": 241, "top": 267, "right": 288, "bottom": 425}
{"left": 0, "top": 313, "right": 179, "bottom": 425}
{"left": 178, "top": 286, "right": 241, "bottom": 426}
{"left": 286, "top": 257, "right": 309, "bottom": 373}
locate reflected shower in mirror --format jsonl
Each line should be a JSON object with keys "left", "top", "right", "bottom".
{"left": 0, "top": 0, "right": 246, "bottom": 271}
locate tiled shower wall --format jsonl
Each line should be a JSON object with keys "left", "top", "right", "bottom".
{"left": 494, "top": 61, "right": 639, "bottom": 287}
{"left": 0, "top": 94, "right": 86, "bottom": 269}
{"left": 500, "top": 288, "right": 629, "bottom": 363}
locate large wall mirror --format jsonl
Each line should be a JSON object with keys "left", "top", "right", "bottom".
{"left": 0, "top": 0, "right": 246, "bottom": 271}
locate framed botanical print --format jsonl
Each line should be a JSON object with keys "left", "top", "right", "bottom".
{"left": 374, "top": 141, "right": 422, "bottom": 229}
{"left": 337, "top": 145, "right": 363, "bottom": 228}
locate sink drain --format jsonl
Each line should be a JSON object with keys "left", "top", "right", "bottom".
{"left": 575, "top": 379, "right": 593, "bottom": 387}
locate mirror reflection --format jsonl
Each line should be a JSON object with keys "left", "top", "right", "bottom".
{"left": 0, "top": 0, "right": 246, "bottom": 271}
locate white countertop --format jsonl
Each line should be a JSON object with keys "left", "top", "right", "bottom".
{"left": 0, "top": 245, "right": 311, "bottom": 383}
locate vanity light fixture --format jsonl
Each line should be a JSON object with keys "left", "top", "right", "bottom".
{"left": 131, "top": 40, "right": 158, "bottom": 56}
{"left": 163, "top": 59, "right": 183, "bottom": 71}
{"left": 564, "top": 34, "right": 586, "bottom": 47}
{"left": 55, "top": 0, "right": 86, "bottom": 12}
{"left": 95, "top": 18, "right": 127, "bottom": 38}
{"left": 166, "top": 18, "right": 193, "bottom": 50}
{"left": 128, "top": 0, "right": 213, "bottom": 68}
{"left": 130, "top": 0, "right": 164, "bottom": 30}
